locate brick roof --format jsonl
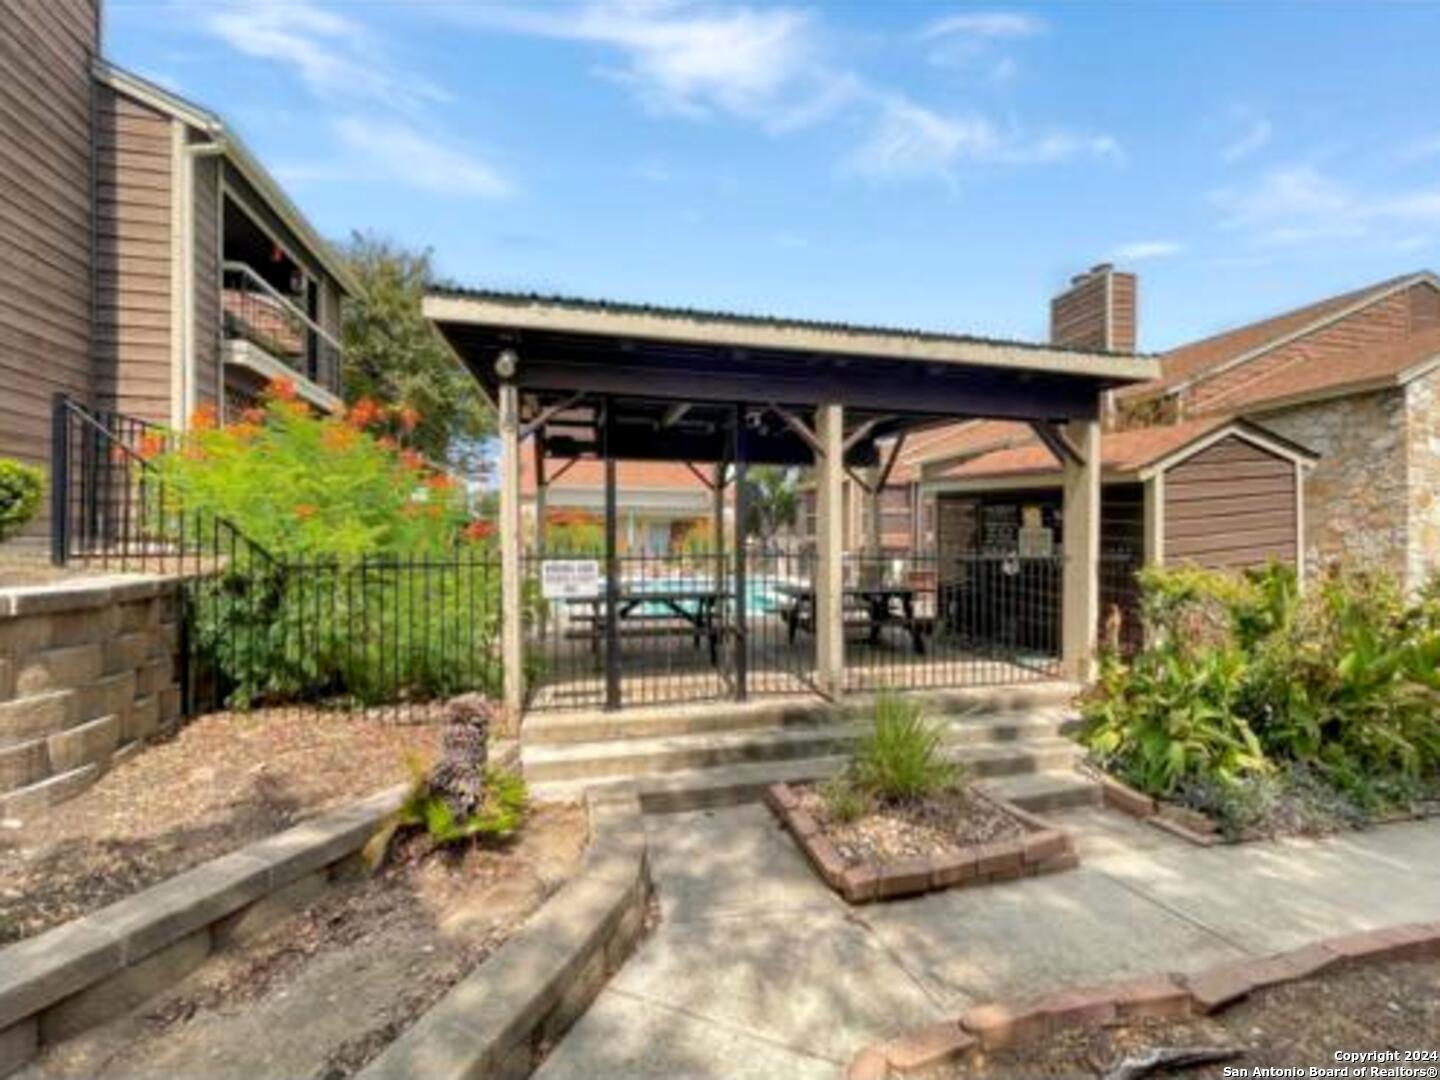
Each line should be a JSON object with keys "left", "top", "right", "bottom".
{"left": 1118, "top": 273, "right": 1420, "bottom": 402}
{"left": 1206, "top": 323, "right": 1440, "bottom": 414}
{"left": 520, "top": 457, "right": 712, "bottom": 496}
{"left": 932, "top": 415, "right": 1236, "bottom": 482}
{"left": 884, "top": 420, "right": 1034, "bottom": 484}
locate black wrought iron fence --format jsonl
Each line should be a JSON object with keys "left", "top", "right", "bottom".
{"left": 523, "top": 547, "right": 736, "bottom": 711}
{"left": 1099, "top": 547, "right": 1145, "bottom": 656}
{"left": 842, "top": 551, "right": 1064, "bottom": 692}
{"left": 52, "top": 397, "right": 502, "bottom": 724}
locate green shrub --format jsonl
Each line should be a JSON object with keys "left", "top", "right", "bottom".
{"left": 0, "top": 459, "right": 43, "bottom": 541}
{"left": 853, "top": 693, "right": 957, "bottom": 802}
{"left": 147, "top": 385, "right": 504, "bottom": 710}
{"left": 1080, "top": 562, "right": 1440, "bottom": 805}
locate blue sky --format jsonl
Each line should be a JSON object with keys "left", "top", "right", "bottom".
{"left": 106, "top": 1, "right": 1440, "bottom": 352}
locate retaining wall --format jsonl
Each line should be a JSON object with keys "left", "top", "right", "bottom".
{"left": 0, "top": 575, "right": 183, "bottom": 822}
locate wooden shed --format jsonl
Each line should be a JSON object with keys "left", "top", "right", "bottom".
{"left": 922, "top": 416, "right": 1318, "bottom": 648}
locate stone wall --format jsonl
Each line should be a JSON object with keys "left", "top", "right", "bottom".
{"left": 0, "top": 577, "right": 182, "bottom": 822}
{"left": 1258, "top": 389, "right": 1410, "bottom": 580}
{"left": 1404, "top": 366, "right": 1440, "bottom": 590}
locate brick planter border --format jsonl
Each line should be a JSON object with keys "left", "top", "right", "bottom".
{"left": 845, "top": 920, "right": 1440, "bottom": 1079}
{"left": 1089, "top": 766, "right": 1440, "bottom": 848}
{"left": 766, "top": 782, "right": 1078, "bottom": 904}
{"left": 0, "top": 783, "right": 409, "bottom": 1077}
{"left": 357, "top": 789, "right": 651, "bottom": 1080}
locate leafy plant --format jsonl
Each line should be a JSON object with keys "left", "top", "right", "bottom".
{"left": 853, "top": 693, "right": 957, "bottom": 802}
{"left": 0, "top": 459, "right": 43, "bottom": 541}
{"left": 818, "top": 774, "right": 869, "bottom": 824}
{"left": 400, "top": 766, "right": 529, "bottom": 845}
{"left": 1080, "top": 561, "right": 1440, "bottom": 811}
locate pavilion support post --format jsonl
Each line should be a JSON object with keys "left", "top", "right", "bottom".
{"left": 532, "top": 435, "right": 547, "bottom": 558}
{"left": 815, "top": 403, "right": 846, "bottom": 698}
{"left": 866, "top": 466, "right": 883, "bottom": 556}
{"left": 712, "top": 463, "right": 726, "bottom": 565}
{"left": 603, "top": 396, "right": 621, "bottom": 711}
{"left": 732, "top": 404, "right": 748, "bottom": 701}
{"left": 498, "top": 381, "right": 525, "bottom": 720}
{"left": 1061, "top": 418, "right": 1101, "bottom": 683}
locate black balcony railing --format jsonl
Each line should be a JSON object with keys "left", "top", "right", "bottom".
{"left": 221, "top": 262, "right": 342, "bottom": 396}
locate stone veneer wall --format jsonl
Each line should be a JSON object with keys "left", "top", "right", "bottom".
{"left": 1258, "top": 389, "right": 1410, "bottom": 580}
{"left": 1404, "top": 366, "right": 1440, "bottom": 590}
{"left": 0, "top": 577, "right": 183, "bottom": 822}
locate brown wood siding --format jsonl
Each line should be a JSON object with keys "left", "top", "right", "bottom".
{"left": 0, "top": 0, "right": 98, "bottom": 540}
{"left": 193, "top": 149, "right": 222, "bottom": 411}
{"left": 94, "top": 87, "right": 174, "bottom": 426}
{"left": 1163, "top": 436, "right": 1296, "bottom": 568}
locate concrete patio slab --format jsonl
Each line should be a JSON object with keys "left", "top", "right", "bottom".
{"left": 861, "top": 866, "right": 1246, "bottom": 1006}
{"left": 534, "top": 989, "right": 839, "bottom": 1080}
{"left": 644, "top": 805, "right": 833, "bottom": 922}
{"left": 538, "top": 805, "right": 1440, "bottom": 1078}
{"left": 609, "top": 905, "right": 945, "bottom": 1063}
{"left": 1090, "top": 826, "right": 1440, "bottom": 954}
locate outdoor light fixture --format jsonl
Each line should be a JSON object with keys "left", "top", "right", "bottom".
{"left": 495, "top": 349, "right": 518, "bottom": 379}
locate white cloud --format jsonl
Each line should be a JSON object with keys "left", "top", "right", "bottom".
{"left": 332, "top": 118, "right": 510, "bottom": 198}
{"left": 921, "top": 12, "right": 1048, "bottom": 40}
{"left": 203, "top": 0, "right": 448, "bottom": 112}
{"left": 849, "top": 96, "right": 1119, "bottom": 180}
{"left": 1400, "top": 134, "right": 1440, "bottom": 161}
{"left": 1220, "top": 109, "right": 1272, "bottom": 163}
{"left": 1111, "top": 240, "right": 1185, "bottom": 261}
{"left": 1211, "top": 163, "right": 1440, "bottom": 246}
{"left": 921, "top": 10, "right": 1045, "bottom": 74}
{"left": 465, "top": 2, "right": 850, "bottom": 131}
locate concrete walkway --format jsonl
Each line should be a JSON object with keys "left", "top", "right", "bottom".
{"left": 536, "top": 803, "right": 1440, "bottom": 1079}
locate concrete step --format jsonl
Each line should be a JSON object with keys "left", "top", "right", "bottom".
{"left": 522, "top": 682, "right": 1081, "bottom": 746}
{"left": 531, "top": 737, "right": 1085, "bottom": 811}
{"left": 978, "top": 768, "right": 1100, "bottom": 813}
{"left": 522, "top": 711, "right": 1079, "bottom": 784}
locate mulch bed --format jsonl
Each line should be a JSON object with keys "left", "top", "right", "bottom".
{"left": 924, "top": 956, "right": 1440, "bottom": 1078}
{"left": 0, "top": 708, "right": 445, "bottom": 943}
{"left": 771, "top": 782, "right": 1076, "bottom": 903}
{"left": 24, "top": 801, "right": 589, "bottom": 1080}
{"left": 793, "top": 784, "right": 1026, "bottom": 865}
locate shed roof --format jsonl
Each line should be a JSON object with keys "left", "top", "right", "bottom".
{"left": 927, "top": 416, "right": 1315, "bottom": 488}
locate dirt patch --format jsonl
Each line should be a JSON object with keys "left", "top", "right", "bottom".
{"left": 794, "top": 783, "right": 1027, "bottom": 866}
{"left": 0, "top": 708, "right": 444, "bottom": 943}
{"left": 926, "top": 956, "right": 1440, "bottom": 1079}
{"left": 20, "top": 801, "right": 588, "bottom": 1080}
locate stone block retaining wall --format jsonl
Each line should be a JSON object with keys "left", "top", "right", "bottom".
{"left": 0, "top": 576, "right": 183, "bottom": 822}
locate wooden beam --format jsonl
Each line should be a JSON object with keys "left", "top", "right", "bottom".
{"left": 660, "top": 402, "right": 692, "bottom": 428}
{"left": 683, "top": 461, "right": 717, "bottom": 490}
{"left": 547, "top": 456, "right": 580, "bottom": 485}
{"left": 767, "top": 403, "right": 823, "bottom": 457}
{"left": 520, "top": 389, "right": 587, "bottom": 440}
{"left": 875, "top": 432, "right": 908, "bottom": 492}
{"left": 1030, "top": 420, "right": 1086, "bottom": 467}
{"left": 843, "top": 415, "right": 895, "bottom": 452}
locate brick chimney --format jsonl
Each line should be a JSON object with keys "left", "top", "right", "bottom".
{"left": 1050, "top": 263, "right": 1137, "bottom": 353}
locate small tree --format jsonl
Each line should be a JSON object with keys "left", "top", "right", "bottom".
{"left": 341, "top": 232, "right": 494, "bottom": 472}
{"left": 743, "top": 466, "right": 798, "bottom": 549}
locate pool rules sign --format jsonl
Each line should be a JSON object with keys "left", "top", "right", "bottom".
{"left": 540, "top": 560, "right": 602, "bottom": 599}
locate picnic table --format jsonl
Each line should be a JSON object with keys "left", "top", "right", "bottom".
{"left": 774, "top": 583, "right": 927, "bottom": 655}
{"left": 563, "top": 587, "right": 732, "bottom": 664}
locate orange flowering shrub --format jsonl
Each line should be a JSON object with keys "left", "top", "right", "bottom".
{"left": 151, "top": 380, "right": 467, "bottom": 558}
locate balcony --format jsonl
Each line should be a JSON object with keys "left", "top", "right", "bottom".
{"left": 222, "top": 262, "right": 344, "bottom": 409}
